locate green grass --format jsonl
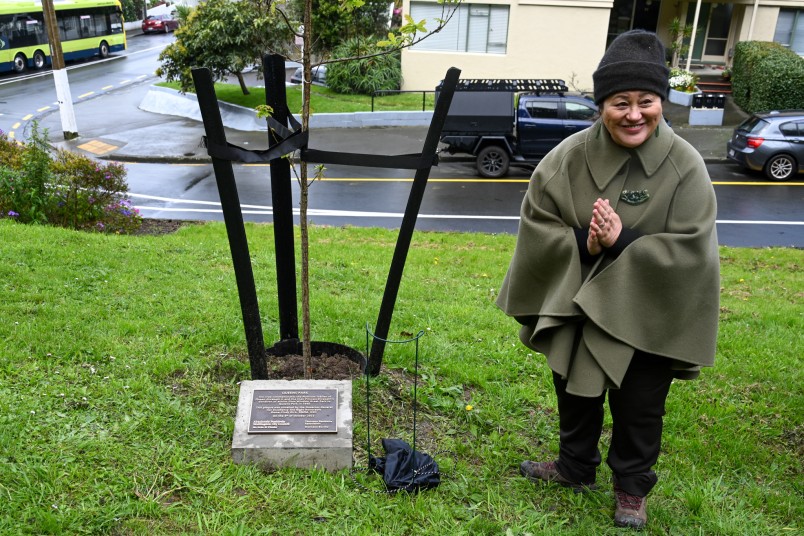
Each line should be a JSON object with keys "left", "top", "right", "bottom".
{"left": 158, "top": 81, "right": 436, "bottom": 115}
{"left": 1, "top": 220, "right": 802, "bottom": 535}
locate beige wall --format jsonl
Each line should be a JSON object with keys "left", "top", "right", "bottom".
{"left": 400, "top": 0, "right": 794, "bottom": 91}
{"left": 400, "top": 0, "right": 611, "bottom": 91}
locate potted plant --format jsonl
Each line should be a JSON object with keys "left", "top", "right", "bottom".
{"left": 668, "top": 68, "right": 701, "bottom": 106}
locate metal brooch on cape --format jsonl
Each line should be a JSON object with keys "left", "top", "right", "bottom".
{"left": 620, "top": 189, "right": 650, "bottom": 205}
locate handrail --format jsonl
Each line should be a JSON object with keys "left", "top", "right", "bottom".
{"left": 371, "top": 90, "right": 436, "bottom": 112}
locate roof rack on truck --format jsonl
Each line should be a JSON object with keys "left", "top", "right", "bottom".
{"left": 436, "top": 79, "right": 569, "bottom": 94}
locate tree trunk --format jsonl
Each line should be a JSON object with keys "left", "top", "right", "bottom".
{"left": 236, "top": 72, "right": 250, "bottom": 95}
{"left": 301, "top": 0, "right": 313, "bottom": 379}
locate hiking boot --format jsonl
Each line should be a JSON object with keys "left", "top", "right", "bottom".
{"left": 614, "top": 484, "right": 647, "bottom": 530}
{"left": 519, "top": 460, "right": 596, "bottom": 492}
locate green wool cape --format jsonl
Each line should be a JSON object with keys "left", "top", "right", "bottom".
{"left": 496, "top": 120, "right": 720, "bottom": 397}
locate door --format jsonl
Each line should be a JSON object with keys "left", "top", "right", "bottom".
{"left": 688, "top": 2, "right": 733, "bottom": 64}
{"left": 517, "top": 99, "right": 564, "bottom": 158}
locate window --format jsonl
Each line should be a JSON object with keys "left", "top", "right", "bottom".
{"left": 566, "top": 102, "right": 597, "bottom": 121}
{"left": 779, "top": 122, "right": 803, "bottom": 137}
{"left": 410, "top": 2, "right": 508, "bottom": 54}
{"left": 774, "top": 9, "right": 804, "bottom": 55}
{"left": 527, "top": 101, "right": 559, "bottom": 119}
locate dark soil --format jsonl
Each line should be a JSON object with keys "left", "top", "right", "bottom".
{"left": 264, "top": 353, "right": 363, "bottom": 380}
{"left": 133, "top": 219, "right": 203, "bottom": 236}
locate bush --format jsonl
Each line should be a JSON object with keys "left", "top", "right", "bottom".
{"left": 325, "top": 37, "right": 401, "bottom": 95}
{"left": 732, "top": 41, "right": 804, "bottom": 113}
{"left": 0, "top": 123, "right": 142, "bottom": 233}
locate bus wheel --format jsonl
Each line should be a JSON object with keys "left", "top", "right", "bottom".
{"left": 33, "top": 51, "right": 46, "bottom": 69}
{"left": 13, "top": 53, "right": 26, "bottom": 73}
{"left": 99, "top": 41, "right": 109, "bottom": 59}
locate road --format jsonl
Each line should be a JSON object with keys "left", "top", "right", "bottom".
{"left": 1, "top": 34, "right": 802, "bottom": 248}
{"left": 122, "top": 159, "right": 804, "bottom": 247}
{"left": 0, "top": 32, "right": 170, "bottom": 139}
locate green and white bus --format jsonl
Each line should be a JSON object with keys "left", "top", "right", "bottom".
{"left": 0, "top": 0, "right": 126, "bottom": 74}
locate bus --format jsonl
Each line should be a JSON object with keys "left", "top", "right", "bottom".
{"left": 0, "top": 0, "right": 126, "bottom": 74}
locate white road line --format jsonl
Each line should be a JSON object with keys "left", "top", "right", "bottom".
{"left": 128, "top": 194, "right": 804, "bottom": 224}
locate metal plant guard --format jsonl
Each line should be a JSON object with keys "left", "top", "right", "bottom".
{"left": 352, "top": 325, "right": 451, "bottom": 494}
{"left": 191, "top": 55, "right": 461, "bottom": 378}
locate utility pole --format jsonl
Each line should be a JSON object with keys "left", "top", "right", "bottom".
{"left": 42, "top": 0, "right": 78, "bottom": 139}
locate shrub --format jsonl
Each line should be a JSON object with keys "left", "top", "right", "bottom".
{"left": 325, "top": 37, "right": 401, "bottom": 95}
{"left": 0, "top": 122, "right": 52, "bottom": 224}
{"left": 732, "top": 41, "right": 804, "bottom": 113}
{"left": 0, "top": 123, "right": 141, "bottom": 233}
{"left": 49, "top": 152, "right": 141, "bottom": 233}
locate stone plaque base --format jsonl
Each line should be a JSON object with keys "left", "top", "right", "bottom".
{"left": 232, "top": 380, "right": 353, "bottom": 471}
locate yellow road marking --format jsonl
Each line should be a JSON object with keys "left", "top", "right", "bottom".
{"left": 22, "top": 114, "right": 32, "bottom": 120}
{"left": 37, "top": 106, "right": 51, "bottom": 112}
{"left": 78, "top": 92, "right": 95, "bottom": 99}
{"left": 12, "top": 122, "right": 20, "bottom": 129}
{"left": 102, "top": 85, "right": 114, "bottom": 91}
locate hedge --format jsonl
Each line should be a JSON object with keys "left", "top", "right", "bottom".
{"left": 732, "top": 41, "right": 804, "bottom": 113}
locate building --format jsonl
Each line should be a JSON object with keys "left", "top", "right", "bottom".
{"left": 400, "top": 0, "right": 804, "bottom": 91}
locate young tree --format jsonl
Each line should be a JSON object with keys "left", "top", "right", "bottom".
{"left": 288, "top": 0, "right": 460, "bottom": 378}
{"left": 175, "top": 0, "right": 461, "bottom": 379}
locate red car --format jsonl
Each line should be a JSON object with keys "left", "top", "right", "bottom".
{"left": 142, "top": 14, "right": 179, "bottom": 34}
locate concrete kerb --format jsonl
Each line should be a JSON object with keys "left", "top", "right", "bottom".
{"left": 139, "top": 86, "right": 435, "bottom": 131}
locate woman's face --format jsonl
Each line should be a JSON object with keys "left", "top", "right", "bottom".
{"left": 600, "top": 91, "right": 663, "bottom": 148}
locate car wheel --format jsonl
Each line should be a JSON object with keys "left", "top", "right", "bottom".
{"left": 33, "top": 50, "right": 46, "bottom": 69}
{"left": 764, "top": 153, "right": 796, "bottom": 181}
{"left": 98, "top": 41, "right": 109, "bottom": 58}
{"left": 477, "top": 145, "right": 510, "bottom": 178}
{"left": 13, "top": 53, "right": 26, "bottom": 73}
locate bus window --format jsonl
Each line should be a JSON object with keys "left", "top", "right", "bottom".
{"left": 80, "top": 14, "right": 94, "bottom": 37}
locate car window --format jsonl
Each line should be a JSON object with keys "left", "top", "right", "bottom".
{"left": 565, "top": 102, "right": 596, "bottom": 121}
{"left": 738, "top": 116, "right": 768, "bottom": 135}
{"left": 779, "top": 122, "right": 797, "bottom": 136}
{"left": 527, "top": 101, "right": 559, "bottom": 119}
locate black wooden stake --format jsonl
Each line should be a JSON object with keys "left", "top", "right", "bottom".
{"left": 191, "top": 68, "right": 267, "bottom": 379}
{"left": 367, "top": 67, "right": 461, "bottom": 375}
{"left": 263, "top": 54, "right": 299, "bottom": 342}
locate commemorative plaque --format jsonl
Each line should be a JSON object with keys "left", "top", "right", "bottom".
{"left": 248, "top": 389, "right": 338, "bottom": 433}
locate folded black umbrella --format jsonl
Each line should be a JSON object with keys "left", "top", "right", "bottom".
{"left": 368, "top": 438, "right": 441, "bottom": 493}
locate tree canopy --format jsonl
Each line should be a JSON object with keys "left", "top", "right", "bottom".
{"left": 155, "top": 0, "right": 295, "bottom": 94}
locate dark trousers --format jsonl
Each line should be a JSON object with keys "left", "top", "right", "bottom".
{"left": 553, "top": 352, "right": 674, "bottom": 497}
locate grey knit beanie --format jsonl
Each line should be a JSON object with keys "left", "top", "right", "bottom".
{"left": 593, "top": 29, "right": 669, "bottom": 104}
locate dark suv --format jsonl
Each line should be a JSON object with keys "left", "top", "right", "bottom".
{"left": 438, "top": 79, "right": 598, "bottom": 177}
{"left": 727, "top": 110, "right": 804, "bottom": 181}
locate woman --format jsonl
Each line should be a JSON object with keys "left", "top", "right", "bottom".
{"left": 496, "top": 30, "right": 719, "bottom": 530}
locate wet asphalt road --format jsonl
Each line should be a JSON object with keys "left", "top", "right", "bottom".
{"left": 1, "top": 32, "right": 802, "bottom": 248}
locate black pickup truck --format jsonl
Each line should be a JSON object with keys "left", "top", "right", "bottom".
{"left": 437, "top": 79, "right": 599, "bottom": 177}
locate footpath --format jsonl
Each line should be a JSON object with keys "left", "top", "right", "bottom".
{"left": 43, "top": 79, "right": 749, "bottom": 166}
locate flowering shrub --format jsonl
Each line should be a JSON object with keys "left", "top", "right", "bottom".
{"left": 669, "top": 68, "right": 699, "bottom": 93}
{"left": 0, "top": 123, "right": 141, "bottom": 233}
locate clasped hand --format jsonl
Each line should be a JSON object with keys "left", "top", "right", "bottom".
{"left": 587, "top": 198, "right": 622, "bottom": 256}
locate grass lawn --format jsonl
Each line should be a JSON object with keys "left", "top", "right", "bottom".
{"left": 0, "top": 220, "right": 801, "bottom": 534}
{"left": 157, "top": 81, "right": 436, "bottom": 114}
